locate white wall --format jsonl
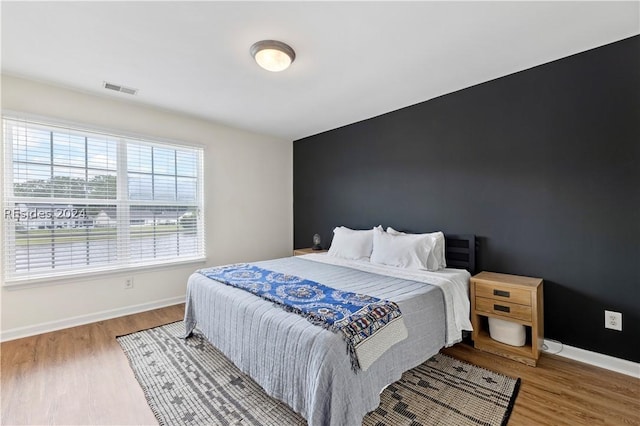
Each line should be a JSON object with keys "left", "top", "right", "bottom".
{"left": 0, "top": 75, "right": 293, "bottom": 339}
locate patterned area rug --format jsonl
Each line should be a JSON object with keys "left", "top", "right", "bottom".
{"left": 117, "top": 321, "right": 520, "bottom": 426}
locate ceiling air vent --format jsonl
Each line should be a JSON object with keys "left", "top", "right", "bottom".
{"left": 103, "top": 81, "right": 138, "bottom": 95}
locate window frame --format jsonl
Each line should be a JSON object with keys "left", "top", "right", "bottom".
{"left": 2, "top": 112, "right": 207, "bottom": 286}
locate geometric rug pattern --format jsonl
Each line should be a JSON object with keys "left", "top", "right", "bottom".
{"left": 117, "top": 321, "right": 520, "bottom": 425}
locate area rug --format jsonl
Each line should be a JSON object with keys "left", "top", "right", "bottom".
{"left": 117, "top": 321, "right": 520, "bottom": 426}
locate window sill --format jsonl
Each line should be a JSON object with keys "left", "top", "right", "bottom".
{"left": 2, "top": 256, "right": 208, "bottom": 290}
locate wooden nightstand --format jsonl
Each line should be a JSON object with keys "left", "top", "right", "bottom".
{"left": 293, "top": 247, "right": 327, "bottom": 256}
{"left": 470, "top": 271, "right": 544, "bottom": 366}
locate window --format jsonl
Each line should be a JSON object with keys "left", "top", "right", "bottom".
{"left": 2, "top": 116, "right": 205, "bottom": 283}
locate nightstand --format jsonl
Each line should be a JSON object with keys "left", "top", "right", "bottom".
{"left": 470, "top": 271, "right": 544, "bottom": 366}
{"left": 293, "top": 247, "right": 327, "bottom": 256}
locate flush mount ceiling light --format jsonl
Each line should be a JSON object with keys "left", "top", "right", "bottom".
{"left": 250, "top": 40, "right": 296, "bottom": 72}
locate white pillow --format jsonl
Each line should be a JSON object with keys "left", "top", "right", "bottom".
{"left": 387, "top": 227, "right": 447, "bottom": 270}
{"left": 327, "top": 226, "right": 378, "bottom": 260}
{"left": 370, "top": 227, "right": 433, "bottom": 270}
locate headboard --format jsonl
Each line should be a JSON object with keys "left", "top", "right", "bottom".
{"left": 444, "top": 234, "right": 477, "bottom": 274}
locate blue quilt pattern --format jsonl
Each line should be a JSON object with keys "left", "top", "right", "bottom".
{"left": 198, "top": 263, "right": 403, "bottom": 371}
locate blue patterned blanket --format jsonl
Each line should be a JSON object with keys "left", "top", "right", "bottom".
{"left": 198, "top": 263, "right": 405, "bottom": 371}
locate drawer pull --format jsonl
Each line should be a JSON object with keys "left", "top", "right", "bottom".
{"left": 494, "top": 304, "right": 510, "bottom": 313}
{"left": 493, "top": 289, "right": 510, "bottom": 297}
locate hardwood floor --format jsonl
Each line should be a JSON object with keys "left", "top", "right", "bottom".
{"left": 2, "top": 305, "right": 638, "bottom": 425}
{"left": 442, "top": 344, "right": 639, "bottom": 426}
{"left": 1, "top": 305, "right": 184, "bottom": 426}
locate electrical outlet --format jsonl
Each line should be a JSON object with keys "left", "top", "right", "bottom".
{"left": 124, "top": 277, "right": 134, "bottom": 290}
{"left": 604, "top": 310, "right": 622, "bottom": 331}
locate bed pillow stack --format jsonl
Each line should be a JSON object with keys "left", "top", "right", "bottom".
{"left": 326, "top": 225, "right": 446, "bottom": 271}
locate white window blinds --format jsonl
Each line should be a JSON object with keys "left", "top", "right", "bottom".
{"left": 2, "top": 117, "right": 205, "bottom": 283}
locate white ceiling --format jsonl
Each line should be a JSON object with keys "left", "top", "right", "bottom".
{"left": 2, "top": 1, "right": 638, "bottom": 141}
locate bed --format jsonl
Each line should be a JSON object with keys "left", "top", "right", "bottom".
{"left": 183, "top": 234, "right": 476, "bottom": 426}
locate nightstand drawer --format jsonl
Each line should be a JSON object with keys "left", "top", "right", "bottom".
{"left": 475, "top": 282, "right": 532, "bottom": 306}
{"left": 475, "top": 296, "right": 532, "bottom": 322}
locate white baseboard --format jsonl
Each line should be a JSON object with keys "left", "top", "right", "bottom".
{"left": 0, "top": 296, "right": 185, "bottom": 342}
{"left": 543, "top": 339, "right": 640, "bottom": 378}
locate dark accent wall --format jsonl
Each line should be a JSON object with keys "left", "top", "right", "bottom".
{"left": 293, "top": 36, "right": 640, "bottom": 362}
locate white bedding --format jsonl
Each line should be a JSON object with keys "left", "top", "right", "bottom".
{"left": 184, "top": 255, "right": 472, "bottom": 425}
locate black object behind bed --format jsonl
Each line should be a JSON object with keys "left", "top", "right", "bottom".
{"left": 444, "top": 234, "right": 476, "bottom": 274}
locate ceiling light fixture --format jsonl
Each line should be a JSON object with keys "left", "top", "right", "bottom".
{"left": 250, "top": 40, "right": 296, "bottom": 72}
